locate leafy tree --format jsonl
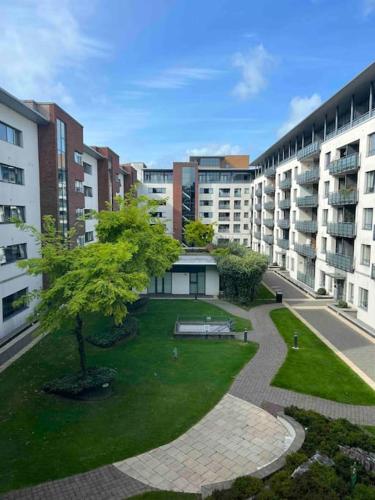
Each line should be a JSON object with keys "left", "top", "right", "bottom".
{"left": 184, "top": 219, "right": 214, "bottom": 247}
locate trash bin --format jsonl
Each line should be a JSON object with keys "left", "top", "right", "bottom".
{"left": 276, "top": 291, "right": 283, "bottom": 303}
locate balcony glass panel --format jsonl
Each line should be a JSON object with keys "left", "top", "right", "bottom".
{"left": 326, "top": 252, "right": 354, "bottom": 272}
{"left": 328, "top": 190, "right": 358, "bottom": 205}
{"left": 295, "top": 220, "right": 318, "bottom": 233}
{"left": 297, "top": 141, "right": 321, "bottom": 160}
{"left": 279, "top": 199, "right": 291, "bottom": 209}
{"left": 264, "top": 201, "right": 275, "bottom": 210}
{"left": 296, "top": 195, "right": 318, "bottom": 207}
{"left": 277, "top": 238, "right": 289, "bottom": 250}
{"left": 279, "top": 178, "right": 292, "bottom": 190}
{"left": 296, "top": 168, "right": 320, "bottom": 185}
{"left": 277, "top": 219, "right": 290, "bottom": 229}
{"left": 297, "top": 271, "right": 315, "bottom": 288}
{"left": 263, "top": 234, "right": 274, "bottom": 244}
{"left": 264, "top": 166, "right": 276, "bottom": 178}
{"left": 294, "top": 243, "right": 316, "bottom": 259}
{"left": 328, "top": 153, "right": 360, "bottom": 175}
{"left": 327, "top": 222, "right": 356, "bottom": 238}
{"left": 264, "top": 185, "right": 275, "bottom": 194}
{"left": 263, "top": 219, "right": 274, "bottom": 228}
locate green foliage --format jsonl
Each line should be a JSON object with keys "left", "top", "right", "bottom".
{"left": 337, "top": 299, "right": 348, "bottom": 308}
{"left": 43, "top": 367, "right": 116, "bottom": 397}
{"left": 317, "top": 287, "right": 327, "bottom": 295}
{"left": 212, "top": 243, "right": 268, "bottom": 304}
{"left": 127, "top": 296, "right": 149, "bottom": 312}
{"left": 231, "top": 476, "right": 264, "bottom": 498}
{"left": 86, "top": 315, "right": 139, "bottom": 347}
{"left": 184, "top": 219, "right": 214, "bottom": 247}
{"left": 353, "top": 483, "right": 375, "bottom": 499}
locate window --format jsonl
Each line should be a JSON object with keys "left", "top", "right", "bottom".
{"left": 322, "top": 209, "right": 328, "bottom": 226}
{"left": 157, "top": 199, "right": 167, "bottom": 206}
{"left": 363, "top": 208, "right": 373, "bottom": 230}
{"left": 75, "top": 180, "right": 84, "bottom": 193}
{"left": 199, "top": 187, "right": 213, "bottom": 194}
{"left": 144, "top": 171, "right": 173, "bottom": 183}
{"left": 359, "top": 287, "right": 368, "bottom": 310}
{"left": 0, "top": 121, "right": 22, "bottom": 146}
{"left": 361, "top": 244, "right": 371, "bottom": 266}
{"left": 56, "top": 119, "right": 68, "bottom": 237}
{"left": 84, "top": 185, "right": 93, "bottom": 197}
{"left": 291, "top": 232, "right": 295, "bottom": 244}
{"left": 84, "top": 208, "right": 94, "bottom": 218}
{"left": 2, "top": 288, "right": 28, "bottom": 320}
{"left": 76, "top": 208, "right": 84, "bottom": 217}
{"left": 320, "top": 271, "right": 325, "bottom": 287}
{"left": 149, "top": 187, "right": 166, "bottom": 194}
{"left": 234, "top": 188, "right": 241, "bottom": 197}
{"left": 243, "top": 224, "right": 249, "bottom": 230}
{"left": 324, "top": 181, "right": 330, "bottom": 198}
{"left": 321, "top": 237, "right": 327, "bottom": 254}
{"left": 244, "top": 188, "right": 249, "bottom": 194}
{"left": 0, "top": 243, "right": 27, "bottom": 265}
{"left": 234, "top": 200, "right": 241, "bottom": 209}
{"left": 199, "top": 200, "right": 213, "bottom": 206}
{"left": 368, "top": 133, "right": 375, "bottom": 156}
{"left": 233, "top": 212, "right": 241, "bottom": 221}
{"left": 293, "top": 189, "right": 297, "bottom": 201}
{"left": 200, "top": 212, "right": 213, "bottom": 218}
{"left": 325, "top": 152, "right": 331, "bottom": 169}
{"left": 0, "top": 205, "right": 25, "bottom": 223}
{"left": 365, "top": 171, "right": 375, "bottom": 193}
{"left": 292, "top": 210, "right": 296, "bottom": 223}
{"left": 0, "top": 163, "right": 24, "bottom": 184}
{"left": 243, "top": 238, "right": 248, "bottom": 246}
{"left": 151, "top": 211, "right": 163, "bottom": 218}
{"left": 74, "top": 151, "right": 83, "bottom": 165}
{"left": 244, "top": 212, "right": 249, "bottom": 218}
{"left": 83, "top": 162, "right": 92, "bottom": 174}
{"left": 219, "top": 188, "right": 230, "bottom": 197}
{"left": 77, "top": 235, "right": 85, "bottom": 247}
{"left": 244, "top": 199, "right": 249, "bottom": 206}
{"left": 233, "top": 224, "right": 241, "bottom": 233}
{"left": 348, "top": 283, "right": 354, "bottom": 303}
{"left": 85, "top": 231, "right": 94, "bottom": 243}
{"left": 291, "top": 258, "right": 295, "bottom": 271}
{"left": 199, "top": 157, "right": 221, "bottom": 167}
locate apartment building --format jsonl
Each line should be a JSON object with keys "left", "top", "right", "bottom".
{"left": 137, "top": 155, "right": 255, "bottom": 245}
{"left": 252, "top": 62, "right": 375, "bottom": 330}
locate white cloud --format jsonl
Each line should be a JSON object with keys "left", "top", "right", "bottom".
{"left": 232, "top": 44, "right": 275, "bottom": 100}
{"left": 135, "top": 67, "right": 221, "bottom": 90}
{"left": 277, "top": 94, "right": 322, "bottom": 137}
{"left": 186, "top": 144, "right": 242, "bottom": 157}
{"left": 0, "top": 0, "right": 109, "bottom": 104}
{"left": 363, "top": 0, "right": 375, "bottom": 15}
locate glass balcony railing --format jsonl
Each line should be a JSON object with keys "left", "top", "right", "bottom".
{"left": 277, "top": 219, "right": 290, "bottom": 229}
{"left": 297, "top": 140, "right": 321, "bottom": 161}
{"left": 218, "top": 216, "right": 230, "bottom": 221}
{"left": 277, "top": 238, "right": 289, "bottom": 250}
{"left": 296, "top": 168, "right": 320, "bottom": 185}
{"left": 296, "top": 195, "right": 319, "bottom": 207}
{"left": 255, "top": 217, "right": 262, "bottom": 225}
{"left": 279, "top": 199, "right": 291, "bottom": 209}
{"left": 297, "top": 271, "right": 315, "bottom": 289}
{"left": 263, "top": 219, "right": 274, "bottom": 228}
{"left": 264, "top": 185, "right": 275, "bottom": 195}
{"left": 219, "top": 192, "right": 231, "bottom": 198}
{"left": 328, "top": 153, "right": 360, "bottom": 175}
{"left": 264, "top": 166, "right": 276, "bottom": 178}
{"left": 294, "top": 243, "right": 316, "bottom": 259}
{"left": 254, "top": 231, "right": 261, "bottom": 240}
{"left": 255, "top": 187, "right": 263, "bottom": 197}
{"left": 327, "top": 222, "right": 356, "bottom": 238}
{"left": 372, "top": 263, "right": 375, "bottom": 279}
{"left": 264, "top": 201, "right": 275, "bottom": 211}
{"left": 279, "top": 178, "right": 292, "bottom": 190}
{"left": 263, "top": 234, "right": 274, "bottom": 245}
{"left": 255, "top": 203, "right": 262, "bottom": 211}
{"left": 295, "top": 220, "right": 318, "bottom": 233}
{"left": 326, "top": 252, "right": 354, "bottom": 272}
{"left": 328, "top": 190, "right": 358, "bottom": 206}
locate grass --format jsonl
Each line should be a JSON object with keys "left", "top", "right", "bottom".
{"left": 231, "top": 283, "right": 275, "bottom": 309}
{"left": 0, "top": 299, "right": 256, "bottom": 494}
{"left": 270, "top": 308, "right": 375, "bottom": 405}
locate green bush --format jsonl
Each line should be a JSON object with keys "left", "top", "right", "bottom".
{"left": 317, "top": 287, "right": 327, "bottom": 295}
{"left": 43, "top": 367, "right": 117, "bottom": 397}
{"left": 353, "top": 483, "right": 375, "bottom": 499}
{"left": 86, "top": 315, "right": 139, "bottom": 347}
{"left": 337, "top": 300, "right": 348, "bottom": 308}
{"left": 127, "top": 296, "right": 149, "bottom": 312}
{"left": 231, "top": 476, "right": 264, "bottom": 498}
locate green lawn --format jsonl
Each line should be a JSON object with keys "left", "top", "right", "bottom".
{"left": 0, "top": 299, "right": 255, "bottom": 494}
{"left": 270, "top": 308, "right": 375, "bottom": 405}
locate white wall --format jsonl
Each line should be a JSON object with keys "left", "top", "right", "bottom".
{"left": 205, "top": 267, "right": 220, "bottom": 296}
{"left": 82, "top": 150, "right": 99, "bottom": 242}
{"left": 172, "top": 272, "right": 189, "bottom": 294}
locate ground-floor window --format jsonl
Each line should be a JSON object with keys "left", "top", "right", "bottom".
{"left": 189, "top": 271, "right": 205, "bottom": 295}
{"left": 359, "top": 287, "right": 368, "bottom": 311}
{"left": 348, "top": 282, "right": 354, "bottom": 303}
{"left": 2, "top": 288, "right": 28, "bottom": 320}
{"left": 148, "top": 272, "right": 172, "bottom": 294}
{"left": 320, "top": 271, "right": 325, "bottom": 288}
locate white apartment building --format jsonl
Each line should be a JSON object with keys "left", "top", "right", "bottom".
{"left": 81, "top": 145, "right": 100, "bottom": 244}
{"left": 252, "top": 62, "right": 375, "bottom": 330}
{"left": 0, "top": 89, "right": 47, "bottom": 340}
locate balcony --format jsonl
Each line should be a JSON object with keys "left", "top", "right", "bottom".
{"left": 255, "top": 217, "right": 262, "bottom": 225}
{"left": 218, "top": 216, "right": 230, "bottom": 221}
{"left": 297, "top": 140, "right": 321, "bottom": 161}
{"left": 372, "top": 263, "right": 375, "bottom": 279}
{"left": 255, "top": 187, "right": 263, "bottom": 197}
{"left": 218, "top": 226, "right": 230, "bottom": 233}
{"left": 279, "top": 178, "right": 292, "bottom": 190}
{"left": 263, "top": 218, "right": 274, "bottom": 228}
{"left": 219, "top": 191, "right": 231, "bottom": 198}
{"left": 264, "top": 201, "right": 275, "bottom": 211}
{"left": 264, "top": 166, "right": 276, "bottom": 178}
{"left": 255, "top": 203, "right": 262, "bottom": 211}
{"left": 264, "top": 185, "right": 275, "bottom": 195}
{"left": 277, "top": 238, "right": 289, "bottom": 250}
{"left": 327, "top": 222, "right": 356, "bottom": 238}
{"left": 296, "top": 195, "right": 318, "bottom": 208}
{"left": 328, "top": 190, "right": 358, "bottom": 206}
{"left": 263, "top": 234, "right": 274, "bottom": 245}
{"left": 296, "top": 168, "right": 320, "bottom": 185}
{"left": 294, "top": 243, "right": 316, "bottom": 259}
{"left": 277, "top": 219, "right": 290, "bottom": 229}
{"left": 297, "top": 271, "right": 315, "bottom": 289}
{"left": 326, "top": 252, "right": 354, "bottom": 272}
{"left": 254, "top": 231, "right": 261, "bottom": 240}
{"left": 295, "top": 220, "right": 318, "bottom": 233}
{"left": 218, "top": 202, "right": 230, "bottom": 210}
{"left": 279, "top": 198, "right": 291, "bottom": 210}
{"left": 328, "top": 153, "right": 360, "bottom": 176}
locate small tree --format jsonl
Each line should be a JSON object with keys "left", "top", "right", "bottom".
{"left": 184, "top": 220, "right": 214, "bottom": 247}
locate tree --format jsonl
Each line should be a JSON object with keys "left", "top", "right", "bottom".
{"left": 184, "top": 219, "right": 214, "bottom": 247}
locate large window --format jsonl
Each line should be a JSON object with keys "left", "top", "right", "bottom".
{"left": 0, "top": 205, "right": 25, "bottom": 223}
{"left": 363, "top": 208, "right": 373, "bottom": 230}
{"left": 361, "top": 244, "right": 371, "bottom": 266}
{"left": 149, "top": 187, "right": 166, "bottom": 194}
{"left": 85, "top": 231, "right": 94, "bottom": 243}
{"left": 75, "top": 180, "right": 84, "bottom": 193}
{"left": 199, "top": 200, "right": 212, "bottom": 206}
{"left": 0, "top": 163, "right": 24, "bottom": 184}
{"left": 359, "top": 287, "right": 368, "bottom": 311}
{"left": 144, "top": 171, "right": 173, "bottom": 183}
{"left": 0, "top": 243, "right": 27, "bottom": 265}
{"left": 84, "top": 185, "right": 93, "bottom": 197}
{"left": 83, "top": 162, "right": 92, "bottom": 175}
{"left": 74, "top": 151, "right": 83, "bottom": 165}
{"left": 148, "top": 272, "right": 172, "bottom": 294}
{"left": 0, "top": 121, "right": 22, "bottom": 146}
{"left": 56, "top": 119, "right": 68, "bottom": 237}
{"left": 324, "top": 181, "right": 329, "bottom": 197}
{"left": 199, "top": 187, "right": 213, "bottom": 194}
{"left": 365, "top": 170, "right": 375, "bottom": 194}
{"left": 2, "top": 288, "right": 28, "bottom": 320}
{"left": 199, "top": 157, "right": 221, "bottom": 167}
{"left": 368, "top": 133, "right": 375, "bottom": 156}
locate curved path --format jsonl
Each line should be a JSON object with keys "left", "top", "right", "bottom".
{"left": 208, "top": 299, "right": 375, "bottom": 425}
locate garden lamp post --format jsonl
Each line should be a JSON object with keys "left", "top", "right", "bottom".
{"left": 293, "top": 332, "right": 299, "bottom": 350}
{"left": 244, "top": 329, "right": 248, "bottom": 343}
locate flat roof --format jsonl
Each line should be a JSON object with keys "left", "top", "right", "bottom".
{"left": 0, "top": 87, "right": 49, "bottom": 125}
{"left": 83, "top": 144, "right": 105, "bottom": 160}
{"left": 174, "top": 254, "right": 217, "bottom": 267}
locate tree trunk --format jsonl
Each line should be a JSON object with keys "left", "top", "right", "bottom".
{"left": 74, "top": 314, "right": 87, "bottom": 377}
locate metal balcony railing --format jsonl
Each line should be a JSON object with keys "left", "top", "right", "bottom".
{"left": 263, "top": 219, "right": 274, "bottom": 228}
{"left": 279, "top": 178, "right": 292, "bottom": 190}
{"left": 278, "top": 219, "right": 290, "bottom": 229}
{"left": 294, "top": 243, "right": 316, "bottom": 259}
{"left": 296, "top": 195, "right": 318, "bottom": 207}
{"left": 277, "top": 238, "right": 289, "bottom": 250}
{"left": 264, "top": 185, "right": 275, "bottom": 195}
{"left": 297, "top": 141, "right": 321, "bottom": 161}
{"left": 326, "top": 252, "right": 354, "bottom": 272}
{"left": 254, "top": 231, "right": 261, "bottom": 240}
{"left": 264, "top": 201, "right": 275, "bottom": 211}
{"left": 264, "top": 166, "right": 276, "bottom": 178}
{"left": 328, "top": 190, "right": 358, "bottom": 206}
{"left": 295, "top": 220, "right": 318, "bottom": 233}
{"left": 296, "top": 168, "right": 320, "bottom": 185}
{"left": 263, "top": 234, "right": 274, "bottom": 245}
{"left": 328, "top": 153, "right": 360, "bottom": 175}
{"left": 327, "top": 222, "right": 356, "bottom": 238}
{"left": 279, "top": 199, "right": 291, "bottom": 209}
{"left": 297, "top": 271, "right": 315, "bottom": 289}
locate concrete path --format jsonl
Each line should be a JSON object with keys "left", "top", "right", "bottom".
{"left": 262, "top": 271, "right": 308, "bottom": 299}
{"left": 115, "top": 394, "right": 294, "bottom": 493}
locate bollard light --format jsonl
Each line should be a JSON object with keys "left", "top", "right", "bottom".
{"left": 293, "top": 332, "right": 299, "bottom": 350}
{"left": 244, "top": 329, "right": 248, "bottom": 343}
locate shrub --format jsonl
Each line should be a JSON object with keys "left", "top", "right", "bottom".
{"left": 43, "top": 366, "right": 117, "bottom": 397}
{"left": 337, "top": 300, "right": 348, "bottom": 308}
{"left": 317, "top": 287, "right": 327, "bottom": 295}
{"left": 231, "top": 476, "right": 264, "bottom": 498}
{"left": 353, "top": 483, "right": 375, "bottom": 500}
{"left": 127, "top": 296, "right": 149, "bottom": 312}
{"left": 86, "top": 315, "right": 139, "bottom": 347}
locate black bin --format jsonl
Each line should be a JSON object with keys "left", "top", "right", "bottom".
{"left": 276, "top": 291, "right": 283, "bottom": 303}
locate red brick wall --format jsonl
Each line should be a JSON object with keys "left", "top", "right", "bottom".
{"left": 93, "top": 147, "right": 121, "bottom": 210}
{"left": 121, "top": 164, "right": 138, "bottom": 194}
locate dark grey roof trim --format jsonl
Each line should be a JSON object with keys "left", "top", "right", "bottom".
{"left": 83, "top": 144, "right": 105, "bottom": 159}
{"left": 0, "top": 87, "right": 49, "bottom": 125}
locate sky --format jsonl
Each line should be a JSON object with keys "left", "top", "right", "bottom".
{"left": 1, "top": 0, "right": 375, "bottom": 167}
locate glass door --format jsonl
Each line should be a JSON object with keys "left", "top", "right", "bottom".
{"left": 189, "top": 271, "right": 205, "bottom": 295}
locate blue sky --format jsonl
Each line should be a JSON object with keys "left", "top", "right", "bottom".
{"left": 1, "top": 0, "right": 375, "bottom": 166}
